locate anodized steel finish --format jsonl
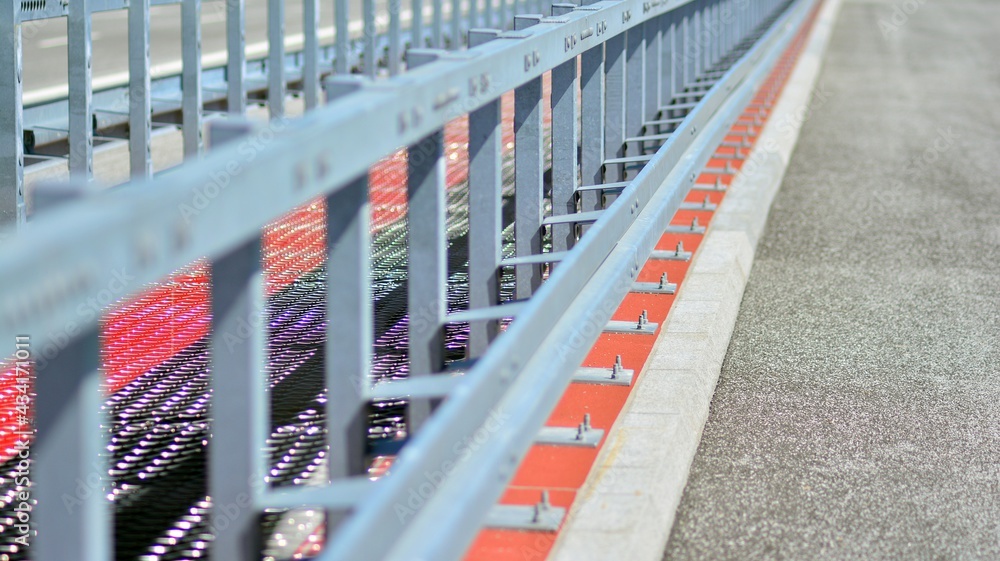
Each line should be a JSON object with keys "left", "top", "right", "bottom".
{"left": 0, "top": 0, "right": 814, "bottom": 558}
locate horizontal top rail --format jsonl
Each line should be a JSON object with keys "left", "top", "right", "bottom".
{"left": 0, "top": 0, "right": 703, "bottom": 355}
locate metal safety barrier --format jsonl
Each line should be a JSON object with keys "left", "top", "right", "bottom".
{"left": 1, "top": 0, "right": 550, "bottom": 227}
{"left": 0, "top": 0, "right": 815, "bottom": 558}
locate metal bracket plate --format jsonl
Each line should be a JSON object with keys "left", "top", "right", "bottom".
{"left": 632, "top": 280, "right": 677, "bottom": 294}
{"left": 650, "top": 248, "right": 692, "bottom": 261}
{"left": 485, "top": 503, "right": 566, "bottom": 532}
{"left": 535, "top": 425, "right": 605, "bottom": 447}
{"left": 664, "top": 223, "right": 707, "bottom": 234}
{"left": 680, "top": 200, "right": 718, "bottom": 211}
{"left": 692, "top": 179, "right": 728, "bottom": 192}
{"left": 604, "top": 319, "right": 658, "bottom": 334}
{"left": 573, "top": 366, "right": 634, "bottom": 386}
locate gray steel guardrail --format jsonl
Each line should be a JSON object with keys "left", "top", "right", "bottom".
{"left": 0, "top": 0, "right": 814, "bottom": 557}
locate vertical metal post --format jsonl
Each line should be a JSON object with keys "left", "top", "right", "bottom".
{"left": 691, "top": 4, "right": 702, "bottom": 80}
{"left": 0, "top": 0, "right": 23, "bottom": 226}
{"left": 624, "top": 27, "right": 643, "bottom": 161}
{"left": 336, "top": 0, "right": 350, "bottom": 73}
{"left": 406, "top": 130, "right": 447, "bottom": 429}
{"left": 550, "top": 4, "right": 578, "bottom": 252}
{"left": 467, "top": 30, "right": 502, "bottom": 358}
{"left": 129, "top": 0, "right": 152, "bottom": 178}
{"left": 643, "top": 17, "right": 660, "bottom": 123}
{"left": 469, "top": 0, "right": 478, "bottom": 31}
{"left": 682, "top": 6, "right": 693, "bottom": 95}
{"left": 325, "top": 177, "right": 371, "bottom": 478}
{"left": 364, "top": 0, "right": 377, "bottom": 77}
{"left": 660, "top": 12, "right": 675, "bottom": 109}
{"left": 739, "top": 2, "right": 753, "bottom": 48}
{"left": 228, "top": 0, "right": 247, "bottom": 111}
{"left": 512, "top": 74, "right": 543, "bottom": 295}
{"left": 513, "top": 16, "right": 543, "bottom": 299}
{"left": 35, "top": 328, "right": 110, "bottom": 561}
{"left": 268, "top": 0, "right": 285, "bottom": 118}
{"left": 322, "top": 77, "right": 371, "bottom": 480}
{"left": 182, "top": 0, "right": 203, "bottom": 156}
{"left": 736, "top": 0, "right": 744, "bottom": 51}
{"left": 484, "top": 0, "right": 493, "bottom": 29}
{"left": 604, "top": 32, "right": 625, "bottom": 183}
{"left": 405, "top": 51, "right": 447, "bottom": 431}
{"left": 451, "top": 0, "right": 461, "bottom": 48}
{"left": 432, "top": 0, "right": 444, "bottom": 48}
{"left": 579, "top": 43, "right": 604, "bottom": 211}
{"left": 412, "top": 0, "right": 424, "bottom": 49}
{"left": 719, "top": 0, "right": 728, "bottom": 58}
{"left": 208, "top": 121, "right": 267, "bottom": 561}
{"left": 702, "top": 0, "right": 711, "bottom": 70}
{"left": 209, "top": 239, "right": 267, "bottom": 561}
{"left": 389, "top": 0, "right": 402, "bottom": 75}
{"left": 732, "top": 0, "right": 740, "bottom": 54}
{"left": 68, "top": 0, "right": 93, "bottom": 177}
{"left": 711, "top": 0, "right": 720, "bottom": 67}
{"left": 706, "top": 1, "right": 715, "bottom": 71}
{"left": 498, "top": 0, "right": 507, "bottom": 31}
{"left": 303, "top": 0, "right": 320, "bottom": 108}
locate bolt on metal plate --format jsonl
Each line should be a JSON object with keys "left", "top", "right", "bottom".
{"left": 691, "top": 177, "right": 728, "bottom": 192}
{"left": 650, "top": 241, "right": 693, "bottom": 262}
{"left": 536, "top": 414, "right": 604, "bottom": 447}
{"left": 665, "top": 216, "right": 706, "bottom": 234}
{"left": 604, "top": 310, "right": 657, "bottom": 334}
{"left": 485, "top": 492, "right": 565, "bottom": 531}
{"left": 574, "top": 355, "right": 634, "bottom": 386}
{"left": 632, "top": 272, "right": 677, "bottom": 294}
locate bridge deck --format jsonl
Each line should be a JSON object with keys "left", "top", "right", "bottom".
{"left": 665, "top": 0, "right": 1000, "bottom": 558}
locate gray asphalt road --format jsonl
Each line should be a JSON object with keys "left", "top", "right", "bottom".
{"left": 664, "top": 0, "right": 1000, "bottom": 559}
{"left": 20, "top": 0, "right": 378, "bottom": 95}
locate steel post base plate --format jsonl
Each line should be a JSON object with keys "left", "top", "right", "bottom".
{"left": 692, "top": 182, "right": 728, "bottom": 192}
{"left": 664, "top": 223, "right": 707, "bottom": 234}
{"left": 573, "top": 366, "right": 634, "bottom": 386}
{"left": 632, "top": 280, "right": 677, "bottom": 294}
{"left": 650, "top": 249, "right": 693, "bottom": 261}
{"left": 485, "top": 504, "right": 566, "bottom": 532}
{"left": 604, "top": 319, "right": 658, "bottom": 334}
{"left": 680, "top": 201, "right": 719, "bottom": 211}
{"left": 535, "top": 426, "right": 605, "bottom": 447}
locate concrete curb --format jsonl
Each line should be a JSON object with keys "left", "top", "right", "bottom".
{"left": 548, "top": 0, "right": 844, "bottom": 559}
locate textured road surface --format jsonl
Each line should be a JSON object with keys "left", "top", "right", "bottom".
{"left": 664, "top": 0, "right": 1000, "bottom": 559}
